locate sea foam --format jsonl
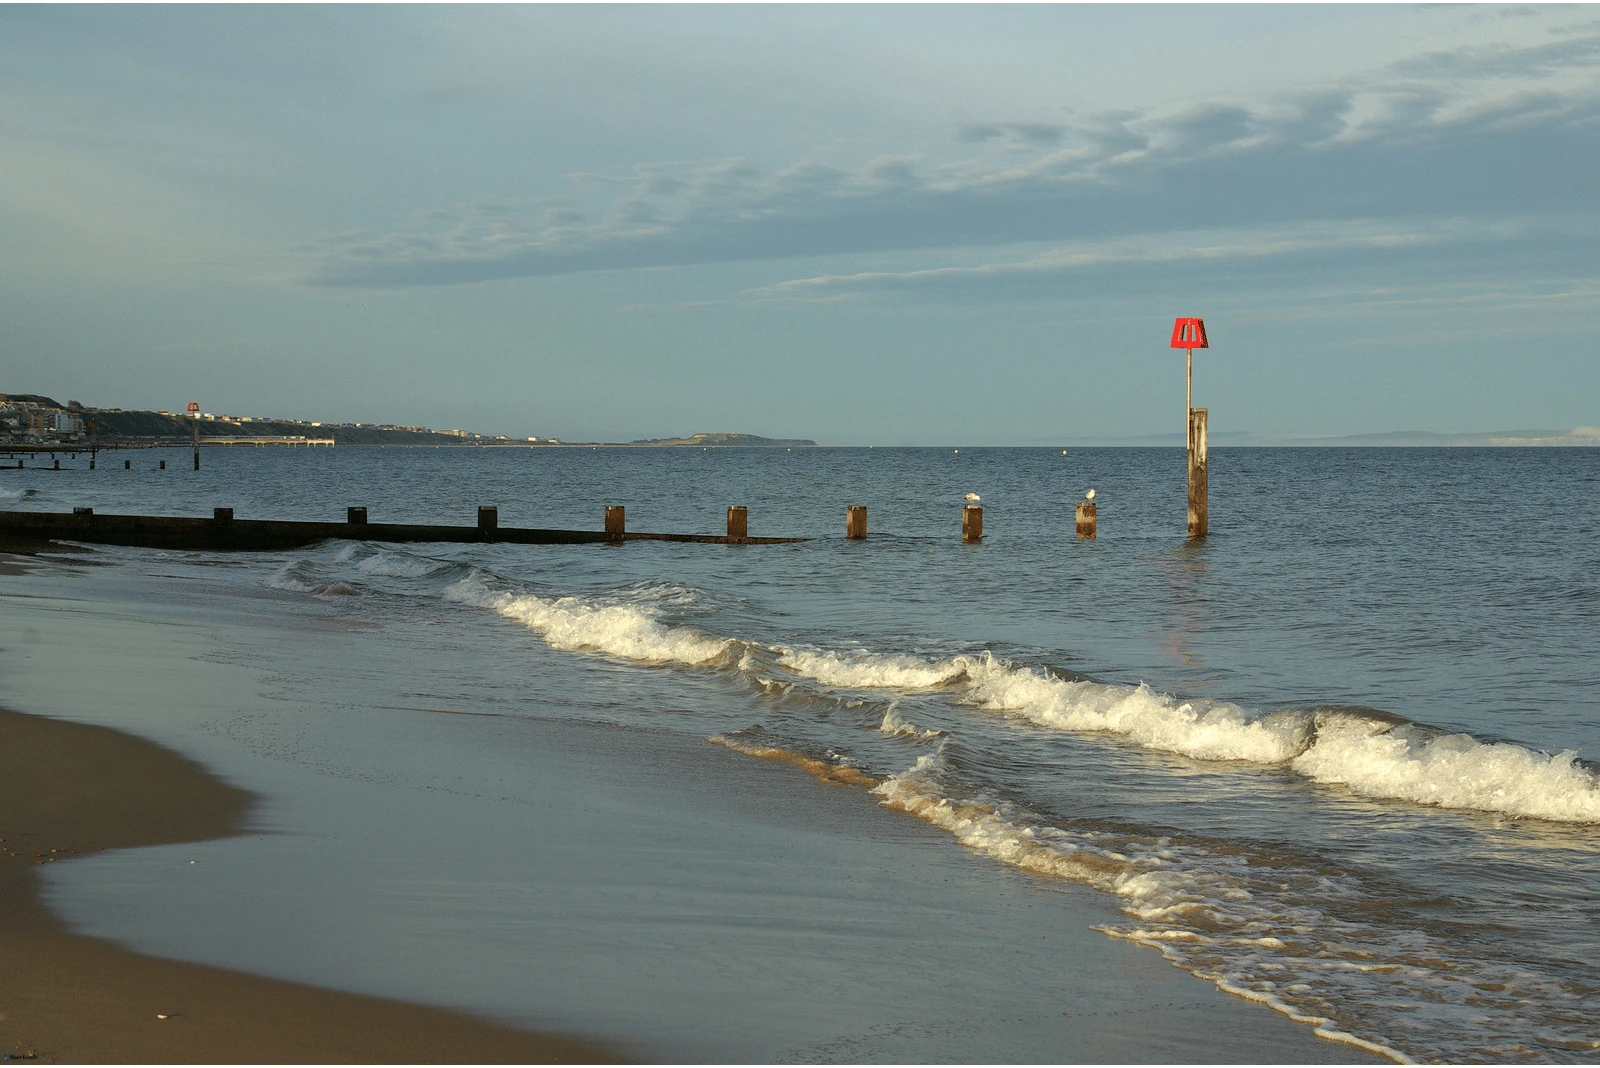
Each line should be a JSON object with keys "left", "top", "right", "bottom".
{"left": 444, "top": 573, "right": 1600, "bottom": 824}
{"left": 444, "top": 572, "right": 731, "bottom": 666}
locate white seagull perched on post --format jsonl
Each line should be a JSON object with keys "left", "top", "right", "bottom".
{"left": 964, "top": 492, "right": 981, "bottom": 502}
{"left": 1085, "top": 488, "right": 1096, "bottom": 501}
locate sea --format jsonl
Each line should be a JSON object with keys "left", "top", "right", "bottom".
{"left": 3, "top": 444, "right": 1599, "bottom": 1063}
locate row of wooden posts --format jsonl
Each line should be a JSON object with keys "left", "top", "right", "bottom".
{"left": 463, "top": 503, "right": 1098, "bottom": 543}
{"left": 9, "top": 457, "right": 169, "bottom": 470}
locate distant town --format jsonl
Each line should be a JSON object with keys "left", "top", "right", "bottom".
{"left": 0, "top": 393, "right": 816, "bottom": 450}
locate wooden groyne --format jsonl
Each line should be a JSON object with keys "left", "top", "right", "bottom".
{"left": 0, "top": 507, "right": 806, "bottom": 553}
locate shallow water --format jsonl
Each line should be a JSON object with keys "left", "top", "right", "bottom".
{"left": 5, "top": 445, "right": 1599, "bottom": 1062}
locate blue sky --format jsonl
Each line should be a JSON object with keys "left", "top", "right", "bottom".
{"left": 3, "top": 4, "right": 1598, "bottom": 444}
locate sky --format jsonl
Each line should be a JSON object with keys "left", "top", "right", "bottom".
{"left": 3, "top": 4, "right": 1599, "bottom": 445}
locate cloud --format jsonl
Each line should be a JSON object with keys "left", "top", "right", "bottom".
{"left": 296, "top": 27, "right": 1600, "bottom": 289}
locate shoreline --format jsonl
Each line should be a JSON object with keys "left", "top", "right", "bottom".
{"left": 0, "top": 705, "right": 618, "bottom": 1064}
{"left": 1, "top": 549, "right": 1386, "bottom": 1063}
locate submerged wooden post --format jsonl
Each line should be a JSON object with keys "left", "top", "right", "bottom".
{"left": 846, "top": 505, "right": 867, "bottom": 540}
{"left": 348, "top": 506, "right": 368, "bottom": 525}
{"left": 1188, "top": 407, "right": 1208, "bottom": 538}
{"left": 727, "top": 506, "right": 748, "bottom": 543}
{"left": 605, "top": 505, "right": 625, "bottom": 541}
{"left": 477, "top": 505, "right": 498, "bottom": 531}
{"left": 1076, "top": 502, "right": 1097, "bottom": 539}
{"left": 962, "top": 504, "right": 983, "bottom": 543}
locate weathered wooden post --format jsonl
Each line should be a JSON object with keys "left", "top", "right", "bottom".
{"left": 348, "top": 507, "right": 368, "bottom": 525}
{"left": 53, "top": 458, "right": 60, "bottom": 470}
{"left": 477, "top": 506, "right": 498, "bottom": 531}
{"left": 159, "top": 459, "right": 166, "bottom": 470}
{"left": 962, "top": 504, "right": 983, "bottom": 543}
{"left": 846, "top": 505, "right": 867, "bottom": 539}
{"left": 187, "top": 401, "right": 201, "bottom": 470}
{"left": 605, "top": 505, "right": 625, "bottom": 542}
{"left": 727, "top": 506, "right": 748, "bottom": 543}
{"left": 1169, "top": 317, "right": 1210, "bottom": 538}
{"left": 1076, "top": 502, "right": 1097, "bottom": 539}
{"left": 87, "top": 418, "right": 97, "bottom": 470}
{"left": 124, "top": 459, "right": 131, "bottom": 470}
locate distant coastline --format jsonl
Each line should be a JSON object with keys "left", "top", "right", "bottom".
{"left": 5, "top": 392, "right": 1594, "bottom": 449}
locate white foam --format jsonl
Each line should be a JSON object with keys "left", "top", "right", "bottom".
{"left": 445, "top": 572, "right": 730, "bottom": 666}
{"left": 778, "top": 648, "right": 970, "bottom": 690}
{"left": 878, "top": 702, "right": 943, "bottom": 740}
{"left": 447, "top": 569, "right": 1600, "bottom": 824}
{"left": 962, "top": 655, "right": 1307, "bottom": 764}
{"left": 828, "top": 649, "right": 1600, "bottom": 825}
{"left": 1292, "top": 716, "right": 1600, "bottom": 823}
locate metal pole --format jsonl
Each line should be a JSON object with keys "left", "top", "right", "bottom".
{"left": 1186, "top": 346, "right": 1193, "bottom": 451}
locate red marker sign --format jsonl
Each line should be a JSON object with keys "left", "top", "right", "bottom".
{"left": 1169, "top": 317, "right": 1207, "bottom": 349}
{"left": 186, "top": 401, "right": 200, "bottom": 413}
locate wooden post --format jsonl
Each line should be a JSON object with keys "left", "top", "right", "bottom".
{"left": 348, "top": 507, "right": 368, "bottom": 525}
{"left": 54, "top": 459, "right": 60, "bottom": 470}
{"left": 159, "top": 459, "right": 166, "bottom": 470}
{"left": 727, "top": 506, "right": 748, "bottom": 543}
{"left": 477, "top": 505, "right": 498, "bottom": 531}
{"left": 605, "top": 505, "right": 625, "bottom": 541}
{"left": 846, "top": 505, "right": 867, "bottom": 539}
{"left": 124, "top": 459, "right": 131, "bottom": 470}
{"left": 1188, "top": 407, "right": 1208, "bottom": 538}
{"left": 962, "top": 504, "right": 983, "bottom": 543}
{"left": 192, "top": 417, "right": 200, "bottom": 471}
{"left": 1076, "top": 502, "right": 1097, "bottom": 539}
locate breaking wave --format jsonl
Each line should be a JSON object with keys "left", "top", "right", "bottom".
{"left": 955, "top": 655, "right": 1600, "bottom": 824}
{"left": 436, "top": 570, "right": 1600, "bottom": 826}
{"left": 443, "top": 571, "right": 732, "bottom": 666}
{"left": 267, "top": 560, "right": 358, "bottom": 597}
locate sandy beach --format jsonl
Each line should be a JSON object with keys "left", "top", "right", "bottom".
{"left": 0, "top": 705, "right": 616, "bottom": 1063}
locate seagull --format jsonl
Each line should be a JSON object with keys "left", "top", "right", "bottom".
{"left": 964, "top": 492, "right": 981, "bottom": 502}
{"left": 1085, "top": 488, "right": 1096, "bottom": 501}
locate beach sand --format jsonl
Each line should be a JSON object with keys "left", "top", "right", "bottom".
{"left": 0, "top": 706, "right": 616, "bottom": 1063}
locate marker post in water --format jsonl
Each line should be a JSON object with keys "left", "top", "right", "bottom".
{"left": 1169, "top": 318, "right": 1209, "bottom": 538}
{"left": 187, "top": 401, "right": 201, "bottom": 470}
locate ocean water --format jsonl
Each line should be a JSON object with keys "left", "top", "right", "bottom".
{"left": 4, "top": 444, "right": 1600, "bottom": 1063}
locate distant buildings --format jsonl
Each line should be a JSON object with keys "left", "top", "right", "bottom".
{"left": 0, "top": 394, "right": 84, "bottom": 444}
{"left": 1, "top": 392, "right": 556, "bottom": 447}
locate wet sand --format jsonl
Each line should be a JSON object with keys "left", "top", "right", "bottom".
{"left": 0, "top": 706, "right": 616, "bottom": 1063}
